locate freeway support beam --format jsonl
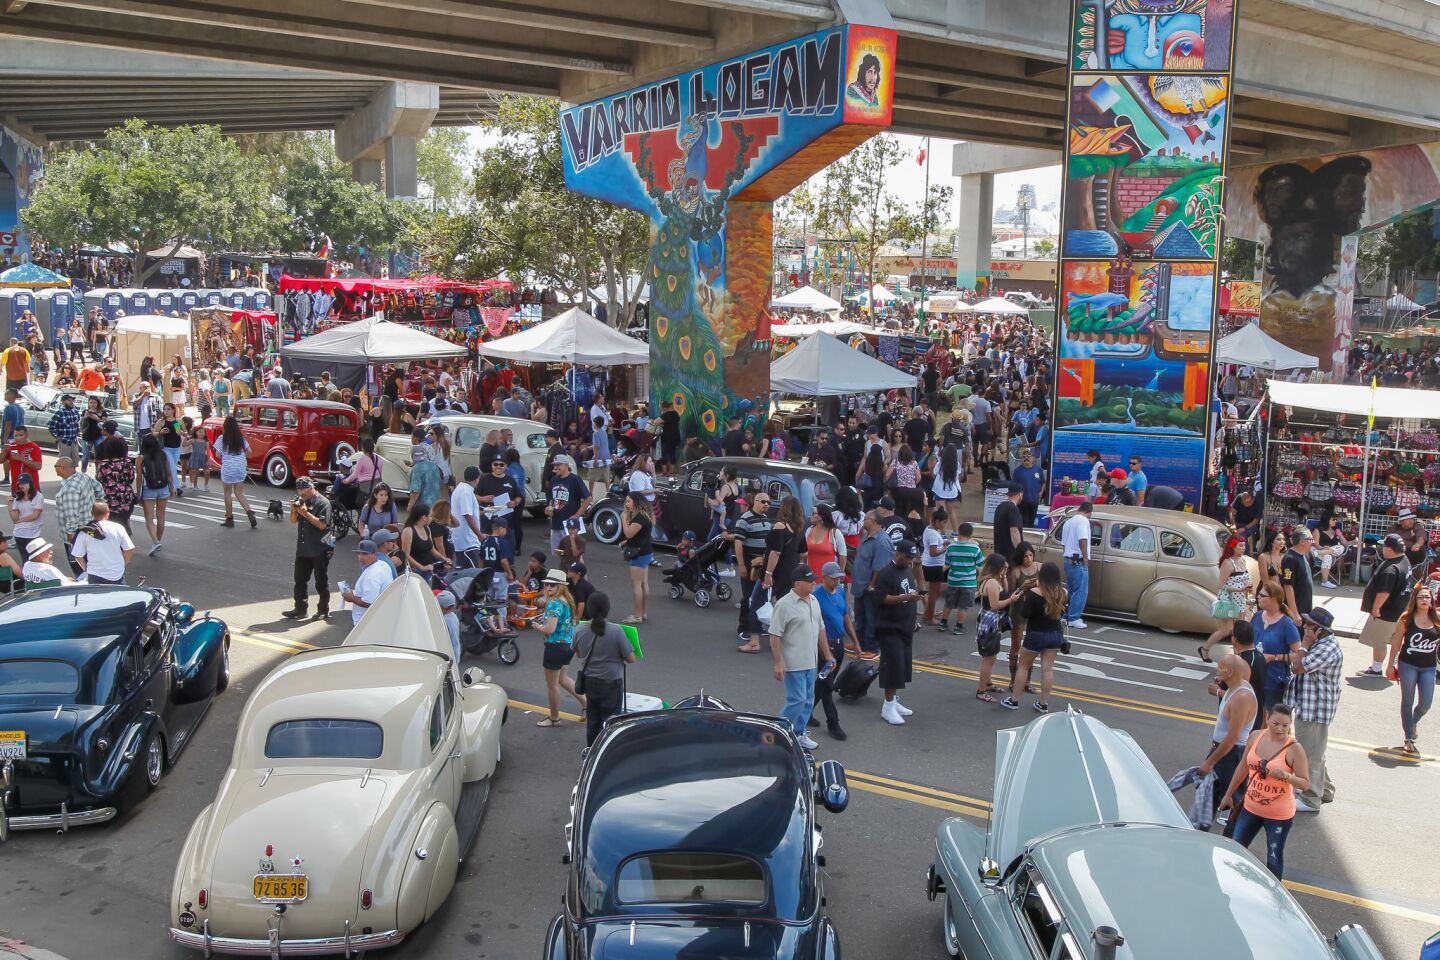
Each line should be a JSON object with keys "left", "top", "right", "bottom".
{"left": 335, "top": 81, "right": 437, "bottom": 200}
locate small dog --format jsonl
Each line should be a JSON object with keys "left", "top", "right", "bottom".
{"left": 267, "top": 499, "right": 285, "bottom": 520}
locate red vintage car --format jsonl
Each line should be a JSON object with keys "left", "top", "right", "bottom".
{"left": 204, "top": 398, "right": 360, "bottom": 487}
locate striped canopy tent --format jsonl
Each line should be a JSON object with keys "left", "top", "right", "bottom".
{"left": 0, "top": 263, "right": 70, "bottom": 288}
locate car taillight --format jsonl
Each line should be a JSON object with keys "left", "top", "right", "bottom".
{"left": 361, "top": 889, "right": 372, "bottom": 910}
{"left": 265, "top": 844, "right": 273, "bottom": 857}
{"left": 197, "top": 888, "right": 208, "bottom": 909}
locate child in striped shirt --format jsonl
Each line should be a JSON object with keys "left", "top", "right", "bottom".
{"left": 941, "top": 522, "right": 985, "bottom": 635}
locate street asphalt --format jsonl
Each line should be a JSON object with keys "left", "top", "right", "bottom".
{"left": 2, "top": 462, "right": 1437, "bottom": 960}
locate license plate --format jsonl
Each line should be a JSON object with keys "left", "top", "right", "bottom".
{"left": 304, "top": 451, "right": 317, "bottom": 461}
{"left": 253, "top": 875, "right": 308, "bottom": 903}
{"left": 0, "top": 731, "right": 25, "bottom": 760}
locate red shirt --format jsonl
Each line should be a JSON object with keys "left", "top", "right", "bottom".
{"left": 7, "top": 440, "right": 41, "bottom": 491}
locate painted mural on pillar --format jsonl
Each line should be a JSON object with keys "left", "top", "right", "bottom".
{"left": 0, "top": 123, "right": 43, "bottom": 269}
{"left": 561, "top": 25, "right": 896, "bottom": 438}
{"left": 1052, "top": 0, "right": 1238, "bottom": 508}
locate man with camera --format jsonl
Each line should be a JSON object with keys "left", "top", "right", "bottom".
{"left": 283, "top": 476, "right": 333, "bottom": 621}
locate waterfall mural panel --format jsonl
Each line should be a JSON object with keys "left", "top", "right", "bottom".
{"left": 561, "top": 25, "right": 896, "bottom": 438}
{"left": 1051, "top": 0, "right": 1238, "bottom": 507}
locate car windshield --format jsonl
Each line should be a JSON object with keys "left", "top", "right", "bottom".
{"left": 616, "top": 853, "right": 766, "bottom": 905}
{"left": 0, "top": 659, "right": 80, "bottom": 697}
{"left": 264, "top": 719, "right": 383, "bottom": 759}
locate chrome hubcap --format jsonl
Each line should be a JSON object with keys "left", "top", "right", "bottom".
{"left": 147, "top": 738, "right": 163, "bottom": 784}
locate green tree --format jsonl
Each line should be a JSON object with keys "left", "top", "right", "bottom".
{"left": 22, "top": 119, "right": 275, "bottom": 285}
{"left": 1033, "top": 238, "right": 1057, "bottom": 259}
{"left": 416, "top": 127, "right": 475, "bottom": 212}
{"left": 1374, "top": 208, "right": 1440, "bottom": 274}
{"left": 276, "top": 142, "right": 409, "bottom": 259}
{"left": 1221, "top": 237, "right": 1261, "bottom": 280}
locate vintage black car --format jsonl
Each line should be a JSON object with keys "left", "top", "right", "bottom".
{"left": 0, "top": 585, "right": 230, "bottom": 838}
{"left": 544, "top": 696, "right": 848, "bottom": 960}
{"left": 586, "top": 456, "right": 840, "bottom": 547}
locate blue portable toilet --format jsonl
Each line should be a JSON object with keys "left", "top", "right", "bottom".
{"left": 153, "top": 290, "right": 178, "bottom": 315}
{"left": 124, "top": 288, "right": 154, "bottom": 315}
{"left": 223, "top": 289, "right": 247, "bottom": 309}
{"left": 86, "top": 288, "right": 126, "bottom": 321}
{"left": 0, "top": 289, "right": 35, "bottom": 342}
{"left": 34, "top": 289, "right": 75, "bottom": 346}
{"left": 199, "top": 289, "right": 224, "bottom": 307}
{"left": 248, "top": 288, "right": 273, "bottom": 311}
{"left": 178, "top": 290, "right": 200, "bottom": 313}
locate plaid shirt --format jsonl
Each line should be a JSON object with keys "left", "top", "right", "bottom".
{"left": 49, "top": 404, "right": 81, "bottom": 444}
{"left": 55, "top": 470, "right": 105, "bottom": 537}
{"left": 1289, "top": 631, "right": 1344, "bottom": 724}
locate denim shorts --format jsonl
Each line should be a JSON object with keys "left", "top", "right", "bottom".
{"left": 1022, "top": 626, "right": 1065, "bottom": 652}
{"left": 141, "top": 485, "right": 170, "bottom": 501}
{"left": 629, "top": 552, "right": 654, "bottom": 568}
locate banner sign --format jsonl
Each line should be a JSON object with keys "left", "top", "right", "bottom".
{"left": 561, "top": 24, "right": 896, "bottom": 438}
{"left": 1050, "top": 0, "right": 1240, "bottom": 507}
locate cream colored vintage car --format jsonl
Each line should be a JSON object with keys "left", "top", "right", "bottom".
{"left": 987, "top": 505, "right": 1259, "bottom": 635}
{"left": 375, "top": 414, "right": 552, "bottom": 511}
{"left": 168, "top": 576, "right": 508, "bottom": 956}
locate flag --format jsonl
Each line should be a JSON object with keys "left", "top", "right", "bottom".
{"left": 315, "top": 234, "right": 331, "bottom": 259}
{"left": 915, "top": 146, "right": 926, "bottom": 166}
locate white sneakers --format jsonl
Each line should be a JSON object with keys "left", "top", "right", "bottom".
{"left": 148, "top": 542, "right": 163, "bottom": 556}
{"left": 881, "top": 700, "right": 906, "bottom": 725}
{"left": 1069, "top": 619, "right": 1088, "bottom": 629}
{"left": 893, "top": 699, "right": 914, "bottom": 717}
{"left": 797, "top": 734, "right": 819, "bottom": 750}
{"left": 1294, "top": 797, "right": 1319, "bottom": 813}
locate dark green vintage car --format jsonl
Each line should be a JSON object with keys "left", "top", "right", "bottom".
{"left": 926, "top": 711, "right": 1384, "bottom": 960}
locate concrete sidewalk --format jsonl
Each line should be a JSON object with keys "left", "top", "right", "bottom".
{"left": 1313, "top": 584, "right": 1370, "bottom": 639}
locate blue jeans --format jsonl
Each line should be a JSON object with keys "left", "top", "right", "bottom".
{"left": 1064, "top": 560, "right": 1089, "bottom": 622}
{"left": 1230, "top": 808, "right": 1294, "bottom": 878}
{"left": 1398, "top": 660, "right": 1436, "bottom": 740}
{"left": 852, "top": 590, "right": 879, "bottom": 653}
{"left": 164, "top": 446, "right": 182, "bottom": 488}
{"left": 782, "top": 668, "right": 817, "bottom": 736}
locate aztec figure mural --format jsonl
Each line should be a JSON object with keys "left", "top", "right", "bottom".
{"left": 1226, "top": 143, "right": 1440, "bottom": 378}
{"left": 562, "top": 26, "right": 896, "bottom": 438}
{"left": 1052, "top": 0, "right": 1238, "bottom": 506}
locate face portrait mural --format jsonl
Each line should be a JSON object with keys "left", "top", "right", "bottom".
{"left": 846, "top": 55, "right": 882, "bottom": 108}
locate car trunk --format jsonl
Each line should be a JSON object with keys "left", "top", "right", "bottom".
{"left": 202, "top": 770, "right": 389, "bottom": 940}
{"left": 586, "top": 918, "right": 801, "bottom": 959}
{"left": 2, "top": 706, "right": 82, "bottom": 813}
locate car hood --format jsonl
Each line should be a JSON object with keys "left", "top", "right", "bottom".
{"left": 584, "top": 918, "right": 809, "bottom": 959}
{"left": 198, "top": 770, "right": 390, "bottom": 938}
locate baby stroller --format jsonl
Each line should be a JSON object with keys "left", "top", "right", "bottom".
{"left": 663, "top": 534, "right": 734, "bottom": 608}
{"left": 441, "top": 567, "right": 520, "bottom": 665}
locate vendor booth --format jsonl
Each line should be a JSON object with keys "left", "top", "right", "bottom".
{"left": 770, "top": 319, "right": 877, "bottom": 339}
{"left": 770, "top": 285, "right": 842, "bottom": 313}
{"left": 1214, "top": 322, "right": 1319, "bottom": 371}
{"left": 277, "top": 274, "right": 511, "bottom": 337}
{"left": 769, "top": 330, "right": 917, "bottom": 396}
{"left": 280, "top": 312, "right": 468, "bottom": 391}
{"left": 191, "top": 306, "right": 278, "bottom": 370}
{"left": 114, "top": 314, "right": 192, "bottom": 396}
{"left": 474, "top": 306, "right": 650, "bottom": 413}
{"left": 1263, "top": 378, "right": 1440, "bottom": 583}
{"left": 971, "top": 296, "right": 1029, "bottom": 316}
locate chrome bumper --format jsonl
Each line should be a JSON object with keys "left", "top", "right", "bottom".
{"left": 2, "top": 801, "right": 117, "bottom": 837}
{"left": 168, "top": 924, "right": 405, "bottom": 957}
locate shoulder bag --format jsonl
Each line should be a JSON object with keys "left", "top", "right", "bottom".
{"left": 574, "top": 625, "right": 596, "bottom": 696}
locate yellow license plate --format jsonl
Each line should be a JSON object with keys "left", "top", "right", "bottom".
{"left": 0, "top": 731, "right": 25, "bottom": 760}
{"left": 304, "top": 451, "right": 317, "bottom": 461}
{"left": 253, "top": 875, "right": 308, "bottom": 903}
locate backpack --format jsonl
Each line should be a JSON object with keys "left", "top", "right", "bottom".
{"left": 141, "top": 453, "right": 169, "bottom": 490}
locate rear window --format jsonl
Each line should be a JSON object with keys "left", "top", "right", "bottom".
{"left": 264, "top": 719, "right": 383, "bottom": 759}
{"left": 319, "top": 414, "right": 350, "bottom": 427}
{"left": 0, "top": 659, "right": 79, "bottom": 696}
{"left": 617, "top": 853, "right": 765, "bottom": 905}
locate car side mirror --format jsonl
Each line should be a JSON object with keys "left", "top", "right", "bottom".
{"left": 816, "top": 759, "right": 848, "bottom": 813}
{"left": 978, "top": 857, "right": 1001, "bottom": 887}
{"left": 461, "top": 667, "right": 483, "bottom": 687}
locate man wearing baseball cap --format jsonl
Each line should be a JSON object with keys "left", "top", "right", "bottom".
{"left": 1104, "top": 468, "right": 1137, "bottom": 506}
{"left": 872, "top": 540, "right": 923, "bottom": 725}
{"left": 341, "top": 538, "right": 394, "bottom": 627}
{"left": 767, "top": 566, "right": 833, "bottom": 751}
{"left": 814, "top": 561, "right": 858, "bottom": 740}
{"left": 1281, "top": 528, "right": 1315, "bottom": 626}
{"left": 546, "top": 454, "right": 590, "bottom": 554}
{"left": 436, "top": 590, "right": 462, "bottom": 663}
{"left": 282, "top": 475, "right": 333, "bottom": 621}
{"left": 1359, "top": 534, "right": 1411, "bottom": 675}
{"left": 1291, "top": 607, "right": 1342, "bottom": 812}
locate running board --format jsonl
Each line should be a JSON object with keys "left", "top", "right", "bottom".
{"left": 455, "top": 777, "right": 492, "bottom": 861}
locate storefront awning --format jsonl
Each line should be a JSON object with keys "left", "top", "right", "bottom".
{"left": 1266, "top": 378, "right": 1440, "bottom": 420}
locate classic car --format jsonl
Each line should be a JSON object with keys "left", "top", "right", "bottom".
{"left": 544, "top": 694, "right": 849, "bottom": 960}
{"left": 203, "top": 398, "right": 360, "bottom": 487}
{"left": 586, "top": 456, "right": 839, "bottom": 547}
{"left": 926, "top": 710, "right": 1383, "bottom": 960}
{"left": 375, "top": 413, "right": 551, "bottom": 514}
{"left": 16, "top": 383, "right": 135, "bottom": 447}
{"left": 982, "top": 505, "right": 1256, "bottom": 635}
{"left": 0, "top": 585, "right": 229, "bottom": 838}
{"left": 169, "top": 575, "right": 508, "bottom": 956}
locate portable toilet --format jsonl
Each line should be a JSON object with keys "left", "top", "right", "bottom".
{"left": 178, "top": 290, "right": 200, "bottom": 313}
{"left": 248, "top": 287, "right": 273, "bottom": 311}
{"left": 35, "top": 289, "right": 75, "bottom": 345}
{"left": 124, "top": 288, "right": 154, "bottom": 315}
{"left": 199, "top": 289, "right": 224, "bottom": 307}
{"left": 0, "top": 289, "right": 36, "bottom": 341}
{"left": 153, "top": 290, "right": 178, "bottom": 316}
{"left": 222, "top": 289, "right": 247, "bottom": 309}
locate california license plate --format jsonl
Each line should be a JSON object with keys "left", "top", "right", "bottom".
{"left": 0, "top": 731, "right": 25, "bottom": 760}
{"left": 253, "top": 875, "right": 308, "bottom": 903}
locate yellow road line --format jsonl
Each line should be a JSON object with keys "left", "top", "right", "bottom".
{"left": 847, "top": 770, "right": 992, "bottom": 809}
{"left": 847, "top": 779, "right": 990, "bottom": 818}
{"left": 508, "top": 698, "right": 583, "bottom": 723}
{"left": 232, "top": 629, "right": 317, "bottom": 652}
{"left": 1282, "top": 880, "right": 1440, "bottom": 927}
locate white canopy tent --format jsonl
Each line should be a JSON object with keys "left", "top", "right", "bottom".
{"left": 770, "top": 319, "right": 877, "bottom": 339}
{"left": 769, "top": 285, "right": 842, "bottom": 312}
{"left": 922, "top": 295, "right": 972, "bottom": 314}
{"left": 849, "top": 284, "right": 897, "bottom": 305}
{"left": 770, "top": 331, "right": 917, "bottom": 396}
{"left": 114, "top": 314, "right": 192, "bottom": 395}
{"left": 972, "top": 296, "right": 1029, "bottom": 316}
{"left": 280, "top": 312, "right": 467, "bottom": 390}
{"left": 474, "top": 306, "right": 648, "bottom": 365}
{"left": 1214, "top": 323, "right": 1318, "bottom": 370}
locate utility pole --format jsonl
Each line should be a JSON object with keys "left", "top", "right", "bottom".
{"left": 919, "top": 136, "right": 931, "bottom": 324}
{"left": 1017, "top": 183, "right": 1035, "bottom": 260}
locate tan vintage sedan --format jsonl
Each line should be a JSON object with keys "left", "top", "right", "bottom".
{"left": 168, "top": 576, "right": 508, "bottom": 956}
{"left": 375, "top": 414, "right": 552, "bottom": 511}
{"left": 987, "top": 505, "right": 1255, "bottom": 635}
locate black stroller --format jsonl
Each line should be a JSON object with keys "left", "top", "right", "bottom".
{"left": 441, "top": 567, "right": 520, "bottom": 664}
{"left": 663, "top": 534, "right": 735, "bottom": 609}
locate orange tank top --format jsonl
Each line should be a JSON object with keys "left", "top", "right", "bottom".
{"left": 1242, "top": 735, "right": 1297, "bottom": 819}
{"left": 805, "top": 528, "right": 840, "bottom": 572}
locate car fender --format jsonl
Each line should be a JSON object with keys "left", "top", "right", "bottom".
{"left": 91, "top": 711, "right": 165, "bottom": 800}
{"left": 460, "top": 681, "right": 507, "bottom": 782}
{"left": 543, "top": 913, "right": 568, "bottom": 960}
{"left": 1137, "top": 578, "right": 1216, "bottom": 633}
{"left": 819, "top": 917, "right": 840, "bottom": 960}
{"left": 172, "top": 617, "right": 227, "bottom": 702}
{"left": 935, "top": 818, "right": 996, "bottom": 960}
{"left": 169, "top": 802, "right": 215, "bottom": 924}
{"left": 397, "top": 802, "right": 459, "bottom": 930}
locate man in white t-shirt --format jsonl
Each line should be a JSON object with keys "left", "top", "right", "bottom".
{"left": 1059, "top": 502, "right": 1092, "bottom": 629}
{"left": 71, "top": 502, "right": 136, "bottom": 585}
{"left": 449, "top": 465, "right": 485, "bottom": 568}
{"left": 23, "top": 539, "right": 75, "bottom": 585}
{"left": 342, "top": 539, "right": 396, "bottom": 626}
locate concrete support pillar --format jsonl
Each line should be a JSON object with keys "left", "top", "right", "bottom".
{"left": 383, "top": 134, "right": 418, "bottom": 200}
{"left": 956, "top": 172, "right": 994, "bottom": 291}
{"left": 351, "top": 158, "right": 382, "bottom": 190}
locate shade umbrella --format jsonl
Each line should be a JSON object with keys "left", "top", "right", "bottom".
{"left": 972, "top": 296, "right": 1028, "bottom": 316}
{"left": 475, "top": 306, "right": 648, "bottom": 365}
{"left": 770, "top": 331, "right": 916, "bottom": 396}
{"left": 1214, "top": 323, "right": 1317, "bottom": 370}
{"left": 0, "top": 263, "right": 70, "bottom": 288}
